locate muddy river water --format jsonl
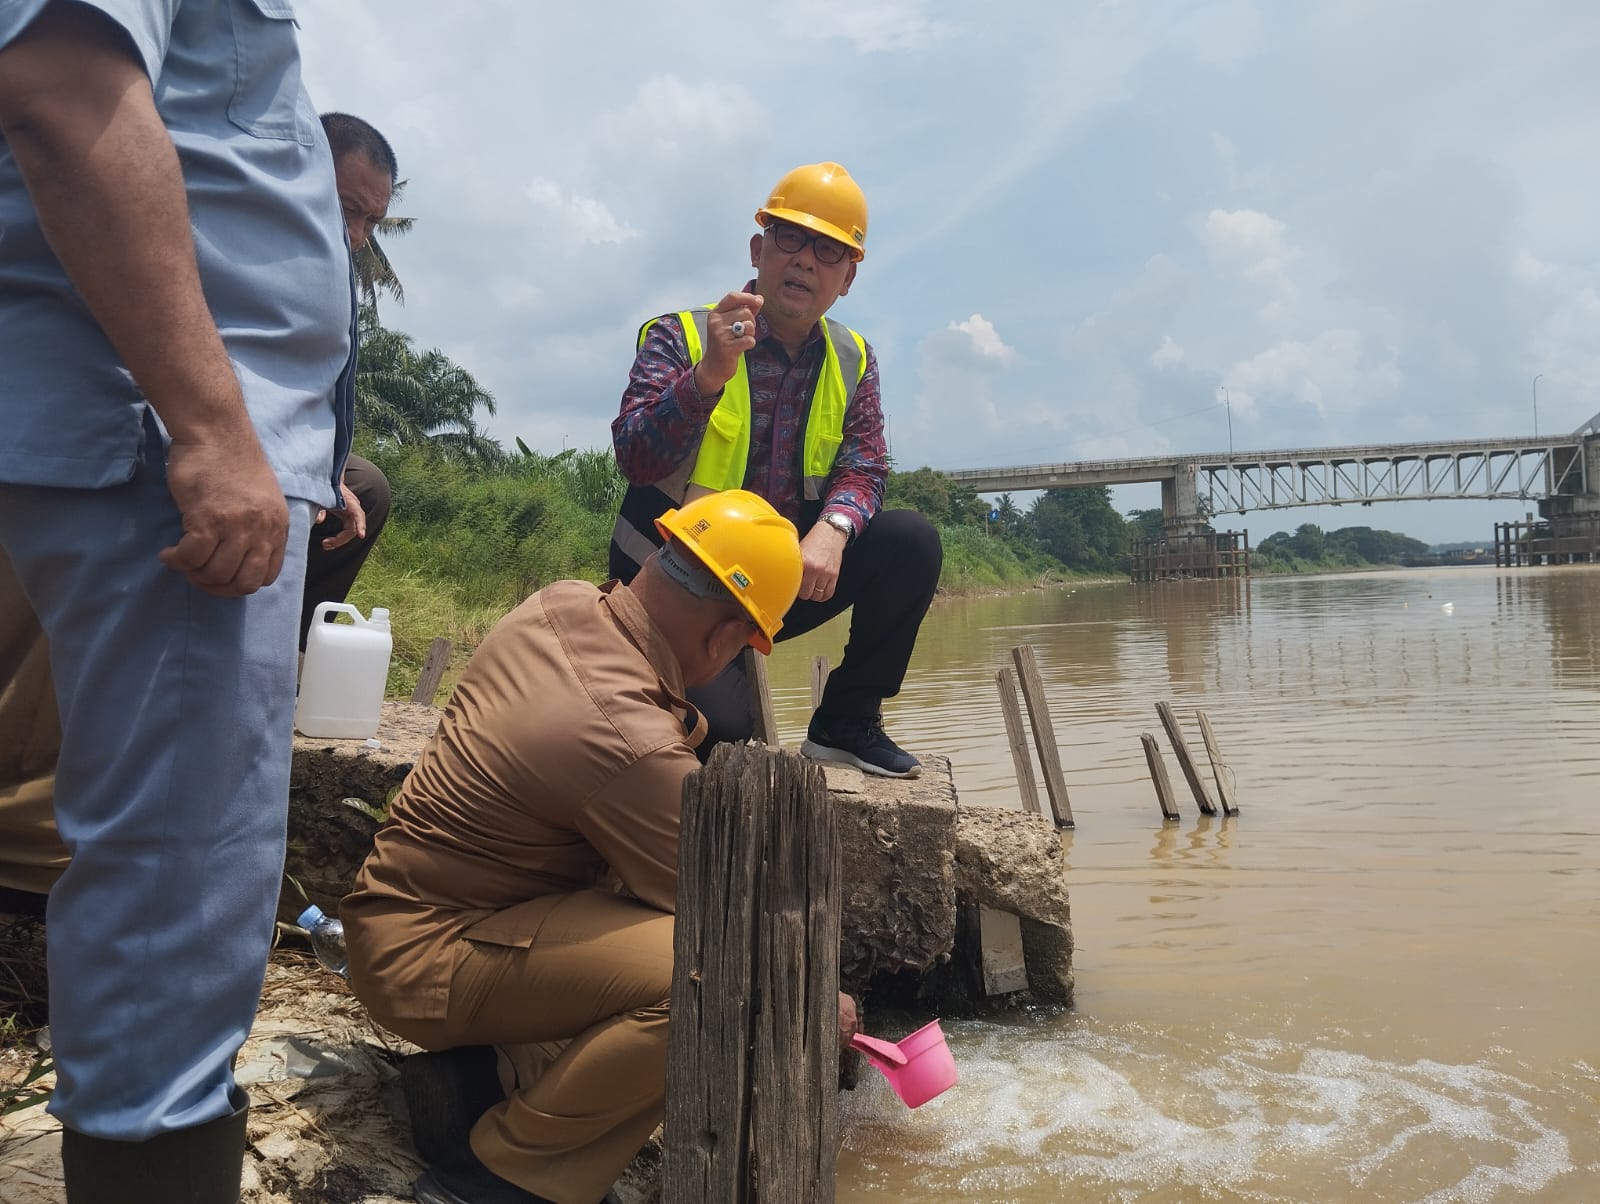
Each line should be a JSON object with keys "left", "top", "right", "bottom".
{"left": 765, "top": 565, "right": 1600, "bottom": 1203}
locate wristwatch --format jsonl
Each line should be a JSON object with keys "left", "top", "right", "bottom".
{"left": 821, "top": 512, "right": 855, "bottom": 542}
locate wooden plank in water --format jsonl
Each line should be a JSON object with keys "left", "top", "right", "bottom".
{"left": 1156, "top": 701, "right": 1216, "bottom": 815}
{"left": 409, "top": 637, "right": 452, "bottom": 706}
{"left": 663, "top": 743, "right": 840, "bottom": 1204}
{"left": 1011, "top": 645, "right": 1075, "bottom": 828}
{"left": 1196, "top": 710, "right": 1239, "bottom": 815}
{"left": 995, "top": 667, "right": 1044, "bottom": 818}
{"left": 742, "top": 646, "right": 780, "bottom": 748}
{"left": 1141, "top": 731, "right": 1180, "bottom": 821}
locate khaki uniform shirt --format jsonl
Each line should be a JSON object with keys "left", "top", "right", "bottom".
{"left": 342, "top": 580, "right": 703, "bottom": 1023}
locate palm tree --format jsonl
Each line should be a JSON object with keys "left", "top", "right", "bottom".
{"left": 354, "top": 304, "right": 501, "bottom": 466}
{"left": 354, "top": 181, "right": 414, "bottom": 309}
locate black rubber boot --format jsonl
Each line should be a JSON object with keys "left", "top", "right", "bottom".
{"left": 61, "top": 1091, "right": 249, "bottom": 1204}
{"left": 400, "top": 1045, "right": 505, "bottom": 1166}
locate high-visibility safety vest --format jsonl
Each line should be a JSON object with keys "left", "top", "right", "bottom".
{"left": 608, "top": 307, "right": 868, "bottom": 583}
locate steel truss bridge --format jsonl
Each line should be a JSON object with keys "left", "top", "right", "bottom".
{"left": 943, "top": 427, "right": 1599, "bottom": 532}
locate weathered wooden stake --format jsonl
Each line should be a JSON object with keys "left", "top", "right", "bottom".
{"left": 1156, "top": 701, "right": 1216, "bottom": 815}
{"left": 810, "top": 655, "right": 831, "bottom": 711}
{"left": 994, "top": 667, "right": 1044, "bottom": 819}
{"left": 409, "top": 636, "right": 453, "bottom": 706}
{"left": 741, "top": 646, "right": 780, "bottom": 748}
{"left": 1195, "top": 710, "right": 1239, "bottom": 816}
{"left": 1140, "top": 731, "right": 1180, "bottom": 822}
{"left": 663, "top": 743, "right": 840, "bottom": 1204}
{"left": 1010, "top": 645, "right": 1075, "bottom": 828}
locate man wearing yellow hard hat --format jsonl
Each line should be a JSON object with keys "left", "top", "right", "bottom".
{"left": 341, "top": 491, "right": 857, "bottom": 1204}
{"left": 611, "top": 162, "right": 941, "bottom": 778}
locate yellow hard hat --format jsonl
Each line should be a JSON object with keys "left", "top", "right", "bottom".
{"left": 756, "top": 162, "right": 868, "bottom": 261}
{"left": 655, "top": 490, "right": 803, "bottom": 654}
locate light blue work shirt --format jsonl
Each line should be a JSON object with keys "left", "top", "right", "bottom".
{"left": 0, "top": 0, "right": 353, "bottom": 506}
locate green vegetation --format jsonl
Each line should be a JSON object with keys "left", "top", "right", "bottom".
{"left": 1252, "top": 523, "right": 1429, "bottom": 574}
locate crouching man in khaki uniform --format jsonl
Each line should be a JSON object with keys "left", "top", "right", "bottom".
{"left": 342, "top": 490, "right": 854, "bottom": 1204}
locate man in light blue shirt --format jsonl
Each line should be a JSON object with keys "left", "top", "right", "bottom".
{"left": 0, "top": 2, "right": 351, "bottom": 1200}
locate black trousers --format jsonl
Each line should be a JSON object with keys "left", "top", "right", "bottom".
{"left": 691, "top": 508, "right": 942, "bottom": 747}
{"left": 298, "top": 453, "right": 392, "bottom": 649}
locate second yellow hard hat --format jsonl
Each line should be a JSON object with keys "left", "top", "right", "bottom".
{"left": 655, "top": 490, "right": 803, "bottom": 654}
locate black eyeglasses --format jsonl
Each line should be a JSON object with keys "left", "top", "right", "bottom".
{"left": 767, "top": 222, "right": 852, "bottom": 266}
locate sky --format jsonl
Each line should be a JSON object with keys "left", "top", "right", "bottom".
{"left": 295, "top": 0, "right": 1600, "bottom": 547}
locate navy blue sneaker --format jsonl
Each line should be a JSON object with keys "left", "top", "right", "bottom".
{"left": 801, "top": 714, "right": 921, "bottom": 778}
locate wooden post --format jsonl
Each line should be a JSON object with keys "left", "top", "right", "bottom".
{"left": 810, "top": 655, "right": 831, "bottom": 711}
{"left": 741, "top": 647, "right": 780, "bottom": 748}
{"left": 663, "top": 743, "right": 840, "bottom": 1204}
{"left": 1010, "top": 645, "right": 1074, "bottom": 828}
{"left": 1156, "top": 701, "right": 1216, "bottom": 815}
{"left": 1140, "top": 732, "right": 1180, "bottom": 821}
{"left": 409, "top": 637, "right": 453, "bottom": 706}
{"left": 995, "top": 668, "right": 1043, "bottom": 819}
{"left": 1196, "top": 710, "right": 1239, "bottom": 815}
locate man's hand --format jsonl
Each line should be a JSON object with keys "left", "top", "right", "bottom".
{"left": 799, "top": 520, "right": 848, "bottom": 604}
{"left": 158, "top": 440, "right": 288, "bottom": 597}
{"left": 838, "top": 991, "right": 859, "bottom": 1045}
{"left": 315, "top": 478, "right": 368, "bottom": 551}
{"left": 693, "top": 291, "right": 763, "bottom": 399}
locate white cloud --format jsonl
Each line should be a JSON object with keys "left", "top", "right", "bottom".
{"left": 777, "top": 0, "right": 956, "bottom": 53}
{"left": 1225, "top": 330, "right": 1402, "bottom": 421}
{"left": 1210, "top": 131, "right": 1270, "bottom": 192}
{"left": 1199, "top": 208, "right": 1301, "bottom": 287}
{"left": 1150, "top": 335, "right": 1186, "bottom": 370}
{"left": 1169, "top": 0, "right": 1264, "bottom": 66}
{"left": 596, "top": 75, "right": 766, "bottom": 162}
{"left": 949, "top": 314, "right": 1016, "bottom": 363}
{"left": 522, "top": 179, "right": 639, "bottom": 248}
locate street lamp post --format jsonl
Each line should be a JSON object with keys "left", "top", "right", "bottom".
{"left": 1532, "top": 374, "right": 1542, "bottom": 438}
{"left": 1220, "top": 386, "right": 1232, "bottom": 457}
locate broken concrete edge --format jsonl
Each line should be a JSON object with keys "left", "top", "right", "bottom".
{"left": 287, "top": 707, "right": 1075, "bottom": 1016}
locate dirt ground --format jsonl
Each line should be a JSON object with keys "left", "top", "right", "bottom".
{"left": 0, "top": 939, "right": 659, "bottom": 1204}
{"left": 1, "top": 950, "right": 428, "bottom": 1204}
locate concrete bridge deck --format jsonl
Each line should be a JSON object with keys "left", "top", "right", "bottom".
{"left": 941, "top": 431, "right": 1597, "bottom": 529}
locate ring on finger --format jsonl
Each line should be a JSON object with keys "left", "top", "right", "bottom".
{"left": 731, "top": 320, "right": 747, "bottom": 336}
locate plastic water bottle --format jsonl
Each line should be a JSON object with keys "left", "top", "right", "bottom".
{"left": 297, "top": 904, "right": 349, "bottom": 978}
{"left": 295, "top": 602, "right": 392, "bottom": 739}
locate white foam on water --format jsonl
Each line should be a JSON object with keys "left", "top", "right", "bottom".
{"left": 839, "top": 1020, "right": 1585, "bottom": 1201}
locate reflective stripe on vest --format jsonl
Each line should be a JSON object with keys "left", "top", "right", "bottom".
{"left": 637, "top": 307, "right": 867, "bottom": 502}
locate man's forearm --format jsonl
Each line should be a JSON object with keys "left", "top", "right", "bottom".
{"left": 0, "top": 5, "right": 255, "bottom": 445}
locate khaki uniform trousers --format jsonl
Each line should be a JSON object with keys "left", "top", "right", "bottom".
{"left": 398, "top": 889, "right": 674, "bottom": 1204}
{"left": 0, "top": 548, "right": 68, "bottom": 895}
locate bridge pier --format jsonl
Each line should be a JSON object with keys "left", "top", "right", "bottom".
{"left": 1161, "top": 459, "right": 1208, "bottom": 538}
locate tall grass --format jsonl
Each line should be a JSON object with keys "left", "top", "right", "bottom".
{"left": 347, "top": 447, "right": 1083, "bottom": 692}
